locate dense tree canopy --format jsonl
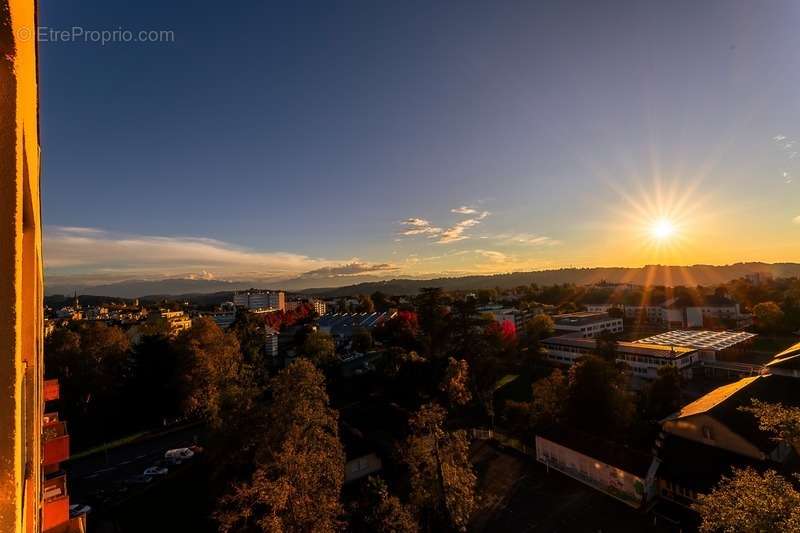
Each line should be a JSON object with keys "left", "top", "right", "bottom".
{"left": 174, "top": 317, "right": 245, "bottom": 428}
{"left": 694, "top": 468, "right": 800, "bottom": 533}
{"left": 566, "top": 355, "right": 634, "bottom": 436}
{"left": 349, "top": 477, "right": 418, "bottom": 533}
{"left": 403, "top": 403, "right": 476, "bottom": 531}
{"left": 301, "top": 331, "right": 336, "bottom": 366}
{"left": 215, "top": 359, "right": 344, "bottom": 533}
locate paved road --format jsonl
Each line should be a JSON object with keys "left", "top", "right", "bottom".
{"left": 64, "top": 424, "right": 205, "bottom": 509}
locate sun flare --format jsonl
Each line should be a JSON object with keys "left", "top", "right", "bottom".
{"left": 650, "top": 218, "right": 676, "bottom": 241}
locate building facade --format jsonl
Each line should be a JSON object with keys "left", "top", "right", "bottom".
{"left": 542, "top": 337, "right": 699, "bottom": 378}
{"left": 234, "top": 290, "right": 285, "bottom": 311}
{"left": 552, "top": 312, "right": 623, "bottom": 338}
{"left": 0, "top": 3, "right": 84, "bottom": 530}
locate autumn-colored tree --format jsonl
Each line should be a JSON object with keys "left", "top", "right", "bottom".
{"left": 740, "top": 399, "right": 800, "bottom": 453}
{"left": 753, "top": 301, "right": 785, "bottom": 335}
{"left": 349, "top": 476, "right": 418, "bottom": 533}
{"left": 403, "top": 403, "right": 476, "bottom": 531}
{"left": 302, "top": 330, "right": 336, "bottom": 366}
{"left": 375, "top": 311, "right": 419, "bottom": 351}
{"left": 215, "top": 359, "right": 344, "bottom": 533}
{"left": 694, "top": 468, "right": 800, "bottom": 532}
{"left": 524, "top": 314, "right": 555, "bottom": 353}
{"left": 501, "top": 400, "right": 532, "bottom": 437}
{"left": 530, "top": 368, "right": 568, "bottom": 427}
{"left": 174, "top": 317, "right": 244, "bottom": 428}
{"left": 440, "top": 358, "right": 472, "bottom": 407}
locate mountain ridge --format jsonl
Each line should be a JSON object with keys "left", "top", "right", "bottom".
{"left": 44, "top": 262, "right": 800, "bottom": 299}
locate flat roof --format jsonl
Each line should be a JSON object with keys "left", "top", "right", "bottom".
{"left": 543, "top": 336, "right": 696, "bottom": 359}
{"left": 634, "top": 330, "right": 756, "bottom": 351}
{"left": 553, "top": 311, "right": 618, "bottom": 327}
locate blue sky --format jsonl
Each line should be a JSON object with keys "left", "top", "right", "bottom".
{"left": 39, "top": 1, "right": 800, "bottom": 286}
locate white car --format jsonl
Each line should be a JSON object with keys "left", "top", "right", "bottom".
{"left": 69, "top": 504, "right": 91, "bottom": 517}
{"left": 164, "top": 448, "right": 194, "bottom": 464}
{"left": 143, "top": 466, "right": 168, "bottom": 476}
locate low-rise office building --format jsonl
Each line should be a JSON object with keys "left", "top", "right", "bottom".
{"left": 586, "top": 295, "right": 748, "bottom": 329}
{"left": 552, "top": 311, "right": 623, "bottom": 338}
{"left": 635, "top": 330, "right": 757, "bottom": 362}
{"left": 542, "top": 336, "right": 699, "bottom": 378}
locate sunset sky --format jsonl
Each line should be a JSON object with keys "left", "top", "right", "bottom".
{"left": 39, "top": 1, "right": 800, "bottom": 287}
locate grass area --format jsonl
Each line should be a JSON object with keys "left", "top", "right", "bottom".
{"left": 70, "top": 431, "right": 149, "bottom": 461}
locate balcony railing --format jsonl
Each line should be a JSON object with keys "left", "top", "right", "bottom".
{"left": 44, "top": 379, "right": 60, "bottom": 401}
{"left": 43, "top": 420, "right": 69, "bottom": 465}
{"left": 42, "top": 474, "right": 69, "bottom": 530}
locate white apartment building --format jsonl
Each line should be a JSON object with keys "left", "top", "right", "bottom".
{"left": 234, "top": 290, "right": 285, "bottom": 311}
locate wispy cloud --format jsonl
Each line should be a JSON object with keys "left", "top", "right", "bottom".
{"left": 399, "top": 218, "right": 443, "bottom": 236}
{"left": 794, "top": 215, "right": 800, "bottom": 225}
{"left": 299, "top": 261, "right": 399, "bottom": 279}
{"left": 489, "top": 232, "right": 561, "bottom": 246}
{"left": 436, "top": 211, "right": 490, "bottom": 244}
{"left": 451, "top": 206, "right": 478, "bottom": 215}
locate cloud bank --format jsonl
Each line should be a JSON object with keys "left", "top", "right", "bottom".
{"left": 44, "top": 226, "right": 395, "bottom": 285}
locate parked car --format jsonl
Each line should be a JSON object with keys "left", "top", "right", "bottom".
{"left": 69, "top": 504, "right": 91, "bottom": 517}
{"left": 164, "top": 448, "right": 194, "bottom": 464}
{"left": 143, "top": 466, "right": 168, "bottom": 477}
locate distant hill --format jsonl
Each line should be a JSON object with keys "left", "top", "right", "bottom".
{"left": 301, "top": 262, "right": 800, "bottom": 297}
{"left": 45, "top": 262, "right": 800, "bottom": 299}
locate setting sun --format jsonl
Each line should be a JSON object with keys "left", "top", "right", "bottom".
{"left": 650, "top": 219, "right": 676, "bottom": 241}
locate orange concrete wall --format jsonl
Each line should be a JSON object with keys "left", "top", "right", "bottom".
{"left": 0, "top": 1, "right": 43, "bottom": 532}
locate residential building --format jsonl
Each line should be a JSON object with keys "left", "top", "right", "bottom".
{"left": 745, "top": 272, "right": 773, "bottom": 285}
{"left": 477, "top": 304, "right": 544, "bottom": 331}
{"left": 1, "top": 5, "right": 85, "bottom": 530}
{"left": 160, "top": 310, "right": 192, "bottom": 335}
{"left": 552, "top": 311, "right": 623, "bottom": 338}
{"left": 661, "top": 374, "right": 800, "bottom": 462}
{"left": 83, "top": 306, "right": 109, "bottom": 320}
{"left": 234, "top": 290, "right": 285, "bottom": 311}
{"left": 264, "top": 327, "right": 279, "bottom": 359}
{"left": 654, "top": 371, "right": 800, "bottom": 512}
{"left": 55, "top": 307, "right": 83, "bottom": 321}
{"left": 286, "top": 297, "right": 327, "bottom": 315}
{"left": 542, "top": 336, "right": 699, "bottom": 378}
{"left": 209, "top": 302, "right": 237, "bottom": 329}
